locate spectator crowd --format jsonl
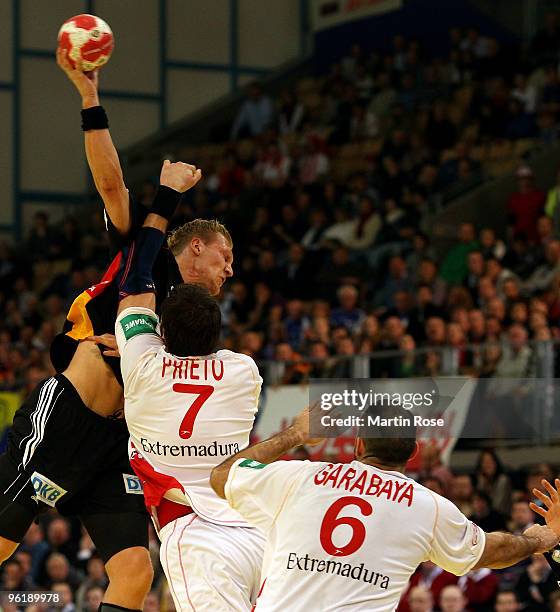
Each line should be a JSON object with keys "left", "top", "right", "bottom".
{"left": 398, "top": 449, "right": 560, "bottom": 612}
{"left": 1, "top": 449, "right": 560, "bottom": 611}
{"left": 2, "top": 16, "right": 560, "bottom": 612}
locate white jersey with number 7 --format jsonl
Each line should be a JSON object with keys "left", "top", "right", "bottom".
{"left": 225, "top": 458, "right": 486, "bottom": 611}
{"left": 116, "top": 306, "right": 262, "bottom": 526}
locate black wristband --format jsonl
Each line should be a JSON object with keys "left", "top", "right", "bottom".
{"left": 81, "top": 106, "right": 109, "bottom": 131}
{"left": 150, "top": 185, "right": 182, "bottom": 221}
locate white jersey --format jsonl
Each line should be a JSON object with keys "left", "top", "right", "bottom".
{"left": 225, "top": 459, "right": 486, "bottom": 612}
{"left": 116, "top": 306, "right": 262, "bottom": 526}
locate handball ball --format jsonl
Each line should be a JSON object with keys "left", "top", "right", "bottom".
{"left": 58, "top": 14, "right": 114, "bottom": 71}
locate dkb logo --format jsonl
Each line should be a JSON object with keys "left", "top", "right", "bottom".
{"left": 30, "top": 472, "right": 67, "bottom": 507}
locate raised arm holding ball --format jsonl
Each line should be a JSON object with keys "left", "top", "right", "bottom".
{"left": 0, "top": 15, "right": 229, "bottom": 612}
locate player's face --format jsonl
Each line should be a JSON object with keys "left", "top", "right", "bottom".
{"left": 196, "top": 234, "right": 233, "bottom": 296}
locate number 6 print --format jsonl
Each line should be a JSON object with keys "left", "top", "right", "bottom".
{"left": 320, "top": 496, "right": 373, "bottom": 556}
{"left": 173, "top": 383, "right": 214, "bottom": 439}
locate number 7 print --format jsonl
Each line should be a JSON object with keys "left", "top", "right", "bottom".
{"left": 173, "top": 383, "right": 214, "bottom": 439}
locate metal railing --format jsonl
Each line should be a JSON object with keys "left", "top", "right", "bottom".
{"left": 257, "top": 339, "right": 558, "bottom": 384}
{"left": 257, "top": 339, "right": 560, "bottom": 445}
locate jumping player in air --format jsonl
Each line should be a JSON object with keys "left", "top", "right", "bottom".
{"left": 0, "top": 52, "right": 231, "bottom": 612}
{"left": 210, "top": 405, "right": 560, "bottom": 612}
{"left": 113, "top": 206, "right": 264, "bottom": 610}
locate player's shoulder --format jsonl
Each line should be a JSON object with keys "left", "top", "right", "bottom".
{"left": 238, "top": 458, "right": 314, "bottom": 472}
{"left": 233, "top": 459, "right": 317, "bottom": 489}
{"left": 216, "top": 350, "right": 261, "bottom": 377}
{"left": 412, "top": 479, "right": 454, "bottom": 513}
{"left": 285, "top": 459, "right": 338, "bottom": 483}
{"left": 216, "top": 349, "right": 254, "bottom": 363}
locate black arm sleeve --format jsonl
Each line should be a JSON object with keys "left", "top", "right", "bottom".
{"left": 104, "top": 194, "right": 149, "bottom": 253}
{"left": 119, "top": 227, "right": 166, "bottom": 299}
{"left": 105, "top": 187, "right": 182, "bottom": 253}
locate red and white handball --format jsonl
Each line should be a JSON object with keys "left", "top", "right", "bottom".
{"left": 57, "top": 14, "right": 114, "bottom": 72}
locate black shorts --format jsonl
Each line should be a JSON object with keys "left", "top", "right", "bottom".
{"left": 0, "top": 374, "right": 148, "bottom": 561}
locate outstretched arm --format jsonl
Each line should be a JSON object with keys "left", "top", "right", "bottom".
{"left": 472, "top": 527, "right": 558, "bottom": 569}
{"left": 57, "top": 48, "right": 129, "bottom": 234}
{"left": 117, "top": 161, "right": 202, "bottom": 315}
{"left": 86, "top": 160, "right": 200, "bottom": 357}
{"left": 211, "top": 405, "right": 322, "bottom": 498}
{"left": 114, "top": 161, "right": 201, "bottom": 386}
{"left": 423, "top": 480, "right": 560, "bottom": 576}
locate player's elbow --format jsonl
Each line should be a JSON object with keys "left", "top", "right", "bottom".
{"left": 98, "top": 175, "right": 125, "bottom": 197}
{"left": 98, "top": 178, "right": 130, "bottom": 234}
{"left": 471, "top": 533, "right": 509, "bottom": 570}
{"left": 210, "top": 466, "right": 227, "bottom": 499}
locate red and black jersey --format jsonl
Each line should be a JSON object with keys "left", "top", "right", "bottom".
{"left": 50, "top": 197, "right": 182, "bottom": 386}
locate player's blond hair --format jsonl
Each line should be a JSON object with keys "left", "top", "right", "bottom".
{"left": 167, "top": 219, "right": 232, "bottom": 256}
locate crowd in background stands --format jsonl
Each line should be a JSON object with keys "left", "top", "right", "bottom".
{"left": 397, "top": 449, "right": 560, "bottom": 612}
{"left": 1, "top": 448, "right": 560, "bottom": 611}
{"left": 0, "top": 515, "right": 176, "bottom": 611}
{"left": 1, "top": 18, "right": 560, "bottom": 612}
{"left": 2, "top": 23, "right": 560, "bottom": 390}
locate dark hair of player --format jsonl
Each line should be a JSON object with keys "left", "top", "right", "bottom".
{"left": 160, "top": 283, "right": 221, "bottom": 357}
{"left": 359, "top": 404, "right": 417, "bottom": 467}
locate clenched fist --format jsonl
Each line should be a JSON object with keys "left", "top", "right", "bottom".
{"left": 160, "top": 160, "right": 202, "bottom": 193}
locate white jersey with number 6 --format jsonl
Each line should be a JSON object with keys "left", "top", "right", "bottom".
{"left": 225, "top": 458, "right": 486, "bottom": 611}
{"left": 116, "top": 306, "right": 262, "bottom": 526}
